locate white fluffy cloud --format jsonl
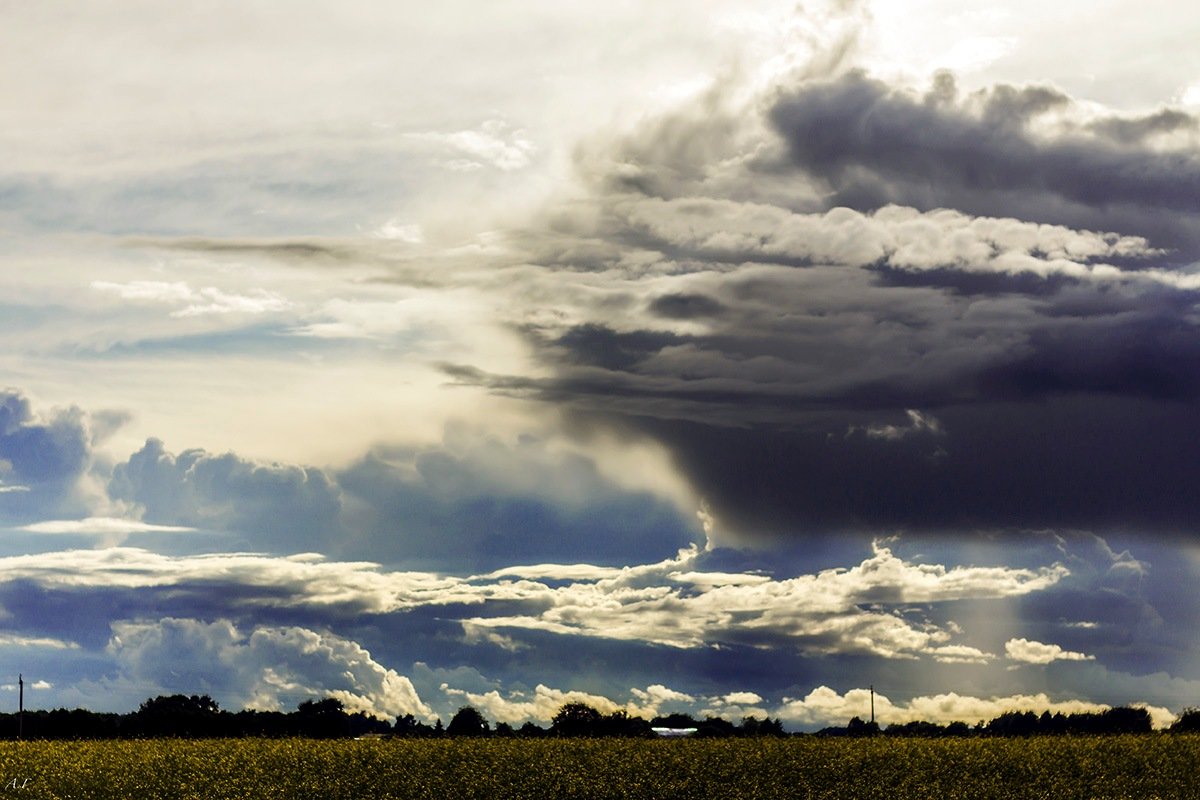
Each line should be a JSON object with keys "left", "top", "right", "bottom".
{"left": 1005, "top": 638, "right": 1095, "bottom": 665}
{"left": 107, "top": 618, "right": 433, "bottom": 720}
{"left": 0, "top": 542, "right": 1066, "bottom": 662}
{"left": 616, "top": 198, "right": 1179, "bottom": 286}
{"left": 440, "top": 681, "right": 698, "bottom": 725}
{"left": 777, "top": 686, "right": 1110, "bottom": 728}
{"left": 20, "top": 517, "right": 194, "bottom": 535}
{"left": 464, "top": 543, "right": 1067, "bottom": 658}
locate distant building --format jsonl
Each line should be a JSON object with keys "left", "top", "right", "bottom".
{"left": 651, "top": 726, "right": 698, "bottom": 738}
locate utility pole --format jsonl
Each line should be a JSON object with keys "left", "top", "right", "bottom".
{"left": 869, "top": 684, "right": 875, "bottom": 726}
{"left": 18, "top": 674, "right": 23, "bottom": 741}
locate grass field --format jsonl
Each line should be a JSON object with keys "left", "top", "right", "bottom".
{"left": 0, "top": 736, "right": 1196, "bottom": 799}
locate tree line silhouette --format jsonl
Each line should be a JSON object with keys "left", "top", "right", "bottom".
{"left": 1, "top": 694, "right": 1197, "bottom": 739}
{"left": 821, "top": 706, "right": 1170, "bottom": 738}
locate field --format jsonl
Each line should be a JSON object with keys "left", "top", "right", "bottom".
{"left": 0, "top": 736, "right": 1197, "bottom": 799}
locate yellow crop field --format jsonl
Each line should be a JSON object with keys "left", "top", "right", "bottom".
{"left": 0, "top": 736, "right": 1196, "bottom": 799}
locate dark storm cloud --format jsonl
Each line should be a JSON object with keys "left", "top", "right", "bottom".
{"left": 1088, "top": 108, "right": 1198, "bottom": 145}
{"left": 501, "top": 289, "right": 1200, "bottom": 538}
{"left": 868, "top": 265, "right": 1077, "bottom": 297}
{"left": 553, "top": 324, "right": 687, "bottom": 371}
{"left": 648, "top": 293, "right": 728, "bottom": 320}
{"left": 768, "top": 71, "right": 1200, "bottom": 260}
{"left": 445, "top": 68, "right": 1200, "bottom": 543}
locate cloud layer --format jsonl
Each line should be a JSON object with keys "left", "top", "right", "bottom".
{"left": 2, "top": 0, "right": 1199, "bottom": 732}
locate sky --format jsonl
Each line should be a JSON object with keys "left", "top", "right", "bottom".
{"left": 2, "top": 0, "right": 1200, "bottom": 730}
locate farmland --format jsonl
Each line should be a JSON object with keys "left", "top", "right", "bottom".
{"left": 0, "top": 735, "right": 1197, "bottom": 799}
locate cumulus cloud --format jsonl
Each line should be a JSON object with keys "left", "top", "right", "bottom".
{"left": 335, "top": 429, "right": 698, "bottom": 570}
{"left": 768, "top": 71, "right": 1200, "bottom": 259}
{"left": 614, "top": 198, "right": 1164, "bottom": 282}
{"left": 721, "top": 691, "right": 763, "bottom": 705}
{"left": 442, "top": 683, "right": 620, "bottom": 724}
{"left": 0, "top": 391, "right": 91, "bottom": 489}
{"left": 108, "top": 439, "right": 342, "bottom": 551}
{"left": 441, "top": 681, "right": 697, "bottom": 724}
{"left": 107, "top": 618, "right": 432, "bottom": 720}
{"left": 82, "top": 423, "right": 699, "bottom": 571}
{"left": 1005, "top": 637, "right": 1095, "bottom": 665}
{"left": 0, "top": 390, "right": 103, "bottom": 525}
{"left": 462, "top": 543, "right": 1066, "bottom": 658}
{"left": 0, "top": 539, "right": 1065, "bottom": 666}
{"left": 777, "top": 685, "right": 1114, "bottom": 728}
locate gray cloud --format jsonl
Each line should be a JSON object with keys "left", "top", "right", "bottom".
{"left": 768, "top": 71, "right": 1200, "bottom": 261}
{"left": 0, "top": 391, "right": 90, "bottom": 488}
{"left": 335, "top": 430, "right": 698, "bottom": 571}
{"left": 0, "top": 540, "right": 1064, "bottom": 659}
{"left": 0, "top": 529, "right": 1190, "bottom": 726}
{"left": 0, "top": 390, "right": 104, "bottom": 525}
{"left": 108, "top": 439, "right": 343, "bottom": 551}
{"left": 431, "top": 65, "right": 1200, "bottom": 543}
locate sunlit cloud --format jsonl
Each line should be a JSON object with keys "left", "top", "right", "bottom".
{"left": 91, "top": 281, "right": 291, "bottom": 317}
{"left": 20, "top": 517, "right": 195, "bottom": 535}
{"left": 463, "top": 543, "right": 1067, "bottom": 657}
{"left": 1005, "top": 638, "right": 1095, "bottom": 665}
{"left": 1, "top": 0, "right": 1198, "bottom": 726}
{"left": 106, "top": 618, "right": 433, "bottom": 720}
{"left": 778, "top": 686, "right": 1114, "bottom": 728}
{"left": 0, "top": 633, "right": 78, "bottom": 650}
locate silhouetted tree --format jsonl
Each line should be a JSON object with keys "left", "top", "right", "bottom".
{"left": 844, "top": 716, "right": 880, "bottom": 737}
{"left": 597, "top": 710, "right": 653, "bottom": 738}
{"left": 518, "top": 721, "right": 548, "bottom": 738}
{"left": 695, "top": 716, "right": 737, "bottom": 738}
{"left": 985, "top": 711, "right": 1040, "bottom": 737}
{"left": 1171, "top": 708, "right": 1200, "bottom": 732}
{"left": 886, "top": 720, "right": 946, "bottom": 737}
{"left": 446, "top": 706, "right": 491, "bottom": 737}
{"left": 552, "top": 703, "right": 602, "bottom": 737}
{"left": 132, "top": 694, "right": 223, "bottom": 738}
{"left": 394, "top": 713, "right": 440, "bottom": 738}
{"left": 230, "top": 709, "right": 290, "bottom": 738}
{"left": 295, "top": 697, "right": 351, "bottom": 738}
{"left": 945, "top": 721, "right": 971, "bottom": 737}
{"left": 1096, "top": 707, "right": 1152, "bottom": 734}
